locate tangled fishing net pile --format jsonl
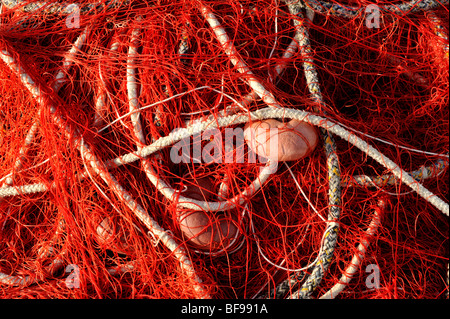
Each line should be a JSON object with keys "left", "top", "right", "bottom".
{"left": 0, "top": 0, "right": 448, "bottom": 299}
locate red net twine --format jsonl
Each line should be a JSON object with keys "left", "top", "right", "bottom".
{"left": 0, "top": 0, "right": 448, "bottom": 299}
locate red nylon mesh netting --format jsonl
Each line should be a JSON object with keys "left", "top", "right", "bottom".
{"left": 0, "top": 0, "right": 448, "bottom": 299}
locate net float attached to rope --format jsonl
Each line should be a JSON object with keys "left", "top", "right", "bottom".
{"left": 176, "top": 175, "right": 240, "bottom": 253}
{"left": 96, "top": 216, "right": 133, "bottom": 255}
{"left": 244, "top": 118, "right": 319, "bottom": 162}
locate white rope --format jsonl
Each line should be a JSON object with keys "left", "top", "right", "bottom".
{"left": 0, "top": 272, "right": 33, "bottom": 286}
{"left": 199, "top": 2, "right": 281, "bottom": 109}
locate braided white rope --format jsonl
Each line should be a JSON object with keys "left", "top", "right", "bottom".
{"left": 199, "top": 2, "right": 281, "bottom": 108}
{"left": 0, "top": 271, "right": 33, "bottom": 286}
{"left": 1, "top": 0, "right": 129, "bottom": 14}
{"left": 93, "top": 34, "right": 121, "bottom": 129}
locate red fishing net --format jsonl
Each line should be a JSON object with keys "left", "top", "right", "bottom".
{"left": 0, "top": 0, "right": 448, "bottom": 299}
